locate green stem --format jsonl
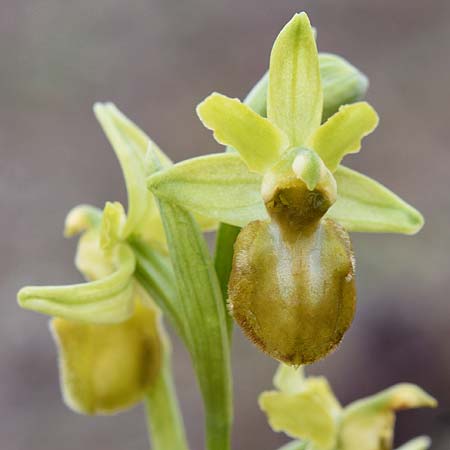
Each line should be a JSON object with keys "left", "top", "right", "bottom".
{"left": 157, "top": 200, "right": 233, "bottom": 450}
{"left": 145, "top": 352, "right": 190, "bottom": 450}
{"left": 131, "top": 238, "right": 189, "bottom": 346}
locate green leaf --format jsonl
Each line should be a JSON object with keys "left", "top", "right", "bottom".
{"left": 94, "top": 103, "right": 148, "bottom": 238}
{"left": 395, "top": 437, "right": 432, "bottom": 450}
{"left": 259, "top": 380, "right": 338, "bottom": 450}
{"left": 320, "top": 53, "right": 369, "bottom": 122}
{"left": 147, "top": 153, "right": 267, "bottom": 227}
{"left": 267, "top": 12, "right": 322, "bottom": 146}
{"left": 17, "top": 243, "right": 136, "bottom": 324}
{"left": 327, "top": 166, "right": 424, "bottom": 235}
{"left": 309, "top": 102, "right": 379, "bottom": 172}
{"left": 339, "top": 383, "right": 437, "bottom": 450}
{"left": 197, "top": 93, "right": 288, "bottom": 173}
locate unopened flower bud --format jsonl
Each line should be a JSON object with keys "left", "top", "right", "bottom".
{"left": 320, "top": 53, "right": 369, "bottom": 122}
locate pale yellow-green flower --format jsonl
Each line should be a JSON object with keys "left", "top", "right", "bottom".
{"left": 259, "top": 364, "right": 437, "bottom": 450}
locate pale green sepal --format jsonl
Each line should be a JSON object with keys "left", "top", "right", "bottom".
{"left": 320, "top": 53, "right": 369, "bottom": 122}
{"left": 267, "top": 12, "right": 322, "bottom": 146}
{"left": 197, "top": 93, "right": 288, "bottom": 173}
{"left": 105, "top": 102, "right": 172, "bottom": 169}
{"left": 339, "top": 383, "right": 437, "bottom": 450}
{"left": 259, "top": 385, "right": 337, "bottom": 450}
{"left": 147, "top": 153, "right": 267, "bottom": 227}
{"left": 395, "top": 436, "right": 432, "bottom": 450}
{"left": 64, "top": 205, "right": 102, "bottom": 237}
{"left": 100, "top": 202, "right": 125, "bottom": 252}
{"left": 273, "top": 364, "right": 305, "bottom": 394}
{"left": 94, "top": 103, "right": 148, "bottom": 238}
{"left": 327, "top": 166, "right": 424, "bottom": 234}
{"left": 17, "top": 244, "right": 136, "bottom": 324}
{"left": 309, "top": 102, "right": 379, "bottom": 172}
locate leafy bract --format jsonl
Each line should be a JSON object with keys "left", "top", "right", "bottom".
{"left": 267, "top": 13, "right": 322, "bottom": 146}
{"left": 197, "top": 93, "right": 288, "bottom": 173}
{"left": 147, "top": 153, "right": 267, "bottom": 227}
{"left": 309, "top": 102, "right": 379, "bottom": 172}
{"left": 327, "top": 166, "right": 424, "bottom": 234}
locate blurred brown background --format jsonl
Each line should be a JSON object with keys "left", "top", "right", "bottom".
{"left": 1, "top": 0, "right": 449, "bottom": 449}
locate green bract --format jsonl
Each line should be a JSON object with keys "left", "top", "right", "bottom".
{"left": 260, "top": 364, "right": 436, "bottom": 450}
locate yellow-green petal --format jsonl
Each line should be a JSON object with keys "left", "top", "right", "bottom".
{"left": 259, "top": 379, "right": 339, "bottom": 450}
{"left": 17, "top": 243, "right": 135, "bottom": 324}
{"left": 327, "top": 165, "right": 424, "bottom": 235}
{"left": 99, "top": 201, "right": 125, "bottom": 252}
{"left": 50, "top": 300, "right": 163, "bottom": 415}
{"left": 197, "top": 92, "right": 288, "bottom": 173}
{"left": 267, "top": 12, "right": 322, "bottom": 146}
{"left": 339, "top": 384, "right": 437, "bottom": 450}
{"left": 309, "top": 102, "right": 379, "bottom": 172}
{"left": 75, "top": 229, "right": 115, "bottom": 281}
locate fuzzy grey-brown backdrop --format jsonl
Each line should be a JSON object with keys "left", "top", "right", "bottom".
{"left": 1, "top": 1, "right": 450, "bottom": 449}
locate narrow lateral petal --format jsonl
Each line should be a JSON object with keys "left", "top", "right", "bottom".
{"left": 197, "top": 92, "right": 288, "bottom": 173}
{"left": 309, "top": 102, "right": 379, "bottom": 172}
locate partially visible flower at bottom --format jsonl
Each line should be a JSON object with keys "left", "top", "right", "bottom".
{"left": 259, "top": 364, "right": 437, "bottom": 450}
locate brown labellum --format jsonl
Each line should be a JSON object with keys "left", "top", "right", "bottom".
{"left": 228, "top": 177, "right": 356, "bottom": 366}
